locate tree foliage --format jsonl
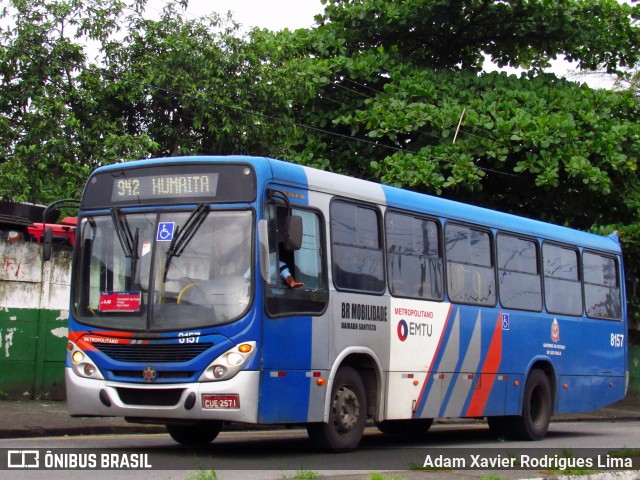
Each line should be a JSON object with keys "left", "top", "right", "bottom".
{"left": 2, "top": 0, "right": 638, "bottom": 220}
{"left": 268, "top": 0, "right": 640, "bottom": 322}
{"left": 269, "top": 0, "right": 640, "bottom": 230}
{"left": 317, "top": 0, "right": 640, "bottom": 72}
{"left": 0, "top": 0, "right": 158, "bottom": 202}
{"left": 0, "top": 0, "right": 327, "bottom": 205}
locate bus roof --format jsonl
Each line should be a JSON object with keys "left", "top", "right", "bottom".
{"left": 95, "top": 156, "right": 621, "bottom": 254}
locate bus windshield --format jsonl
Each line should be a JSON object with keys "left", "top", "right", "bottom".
{"left": 72, "top": 209, "right": 253, "bottom": 331}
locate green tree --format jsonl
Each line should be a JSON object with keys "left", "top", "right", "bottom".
{"left": 0, "top": 0, "right": 156, "bottom": 204}
{"left": 270, "top": 0, "right": 640, "bottom": 230}
{"left": 266, "top": 0, "right": 640, "bottom": 324}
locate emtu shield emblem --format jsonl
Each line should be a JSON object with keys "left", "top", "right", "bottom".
{"left": 142, "top": 366, "right": 157, "bottom": 383}
{"left": 550, "top": 319, "right": 560, "bottom": 343}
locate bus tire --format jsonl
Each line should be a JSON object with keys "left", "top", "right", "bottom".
{"left": 376, "top": 418, "right": 433, "bottom": 436}
{"left": 166, "top": 421, "right": 222, "bottom": 446}
{"left": 513, "top": 369, "right": 552, "bottom": 441}
{"left": 307, "top": 366, "right": 367, "bottom": 452}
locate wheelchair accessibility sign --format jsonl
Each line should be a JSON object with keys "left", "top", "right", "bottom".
{"left": 157, "top": 222, "right": 175, "bottom": 241}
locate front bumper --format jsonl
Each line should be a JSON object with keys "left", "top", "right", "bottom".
{"left": 65, "top": 367, "right": 260, "bottom": 424}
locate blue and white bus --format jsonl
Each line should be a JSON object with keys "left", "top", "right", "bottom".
{"left": 65, "top": 155, "right": 628, "bottom": 451}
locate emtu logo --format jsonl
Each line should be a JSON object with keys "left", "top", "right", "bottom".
{"left": 397, "top": 319, "right": 433, "bottom": 342}
{"left": 397, "top": 320, "right": 409, "bottom": 342}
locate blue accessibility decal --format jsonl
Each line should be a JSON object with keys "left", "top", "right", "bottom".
{"left": 157, "top": 222, "right": 175, "bottom": 242}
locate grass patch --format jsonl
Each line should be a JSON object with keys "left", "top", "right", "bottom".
{"left": 608, "top": 448, "right": 640, "bottom": 458}
{"left": 185, "top": 471, "right": 218, "bottom": 480}
{"left": 538, "top": 449, "right": 599, "bottom": 476}
{"left": 369, "top": 473, "right": 405, "bottom": 480}
{"left": 292, "top": 470, "right": 319, "bottom": 479}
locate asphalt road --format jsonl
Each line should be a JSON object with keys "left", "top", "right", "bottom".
{"left": 1, "top": 420, "right": 639, "bottom": 480}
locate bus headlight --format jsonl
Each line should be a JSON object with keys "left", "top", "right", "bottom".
{"left": 226, "top": 352, "right": 244, "bottom": 366}
{"left": 200, "top": 342, "right": 256, "bottom": 382}
{"left": 213, "top": 366, "right": 227, "bottom": 379}
{"left": 67, "top": 341, "right": 104, "bottom": 380}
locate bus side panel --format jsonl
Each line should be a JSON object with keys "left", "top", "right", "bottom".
{"left": 411, "top": 305, "right": 505, "bottom": 419}
{"left": 499, "top": 309, "right": 627, "bottom": 415}
{"left": 452, "top": 308, "right": 506, "bottom": 417}
{"left": 387, "top": 299, "right": 451, "bottom": 419}
{"left": 556, "top": 375, "right": 626, "bottom": 414}
{"left": 258, "top": 370, "right": 312, "bottom": 424}
{"left": 259, "top": 314, "right": 314, "bottom": 423}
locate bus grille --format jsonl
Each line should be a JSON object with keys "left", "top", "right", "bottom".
{"left": 94, "top": 343, "right": 213, "bottom": 363}
{"left": 111, "top": 370, "right": 196, "bottom": 381}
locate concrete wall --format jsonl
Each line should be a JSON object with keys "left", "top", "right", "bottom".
{"left": 0, "top": 241, "right": 71, "bottom": 400}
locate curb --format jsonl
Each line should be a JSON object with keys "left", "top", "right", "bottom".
{"left": 0, "top": 424, "right": 166, "bottom": 439}
{"left": 2, "top": 415, "right": 640, "bottom": 440}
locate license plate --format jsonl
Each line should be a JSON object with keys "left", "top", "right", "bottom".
{"left": 202, "top": 394, "right": 239, "bottom": 409}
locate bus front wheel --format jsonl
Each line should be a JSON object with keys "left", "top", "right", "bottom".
{"left": 513, "top": 369, "right": 552, "bottom": 441}
{"left": 166, "top": 421, "right": 222, "bottom": 446}
{"left": 307, "top": 366, "right": 367, "bottom": 452}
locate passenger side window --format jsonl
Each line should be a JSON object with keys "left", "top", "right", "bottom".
{"left": 497, "top": 234, "right": 542, "bottom": 311}
{"left": 386, "top": 212, "right": 443, "bottom": 300}
{"left": 331, "top": 200, "right": 385, "bottom": 294}
{"left": 543, "top": 243, "right": 582, "bottom": 316}
{"left": 583, "top": 252, "right": 621, "bottom": 320}
{"left": 445, "top": 224, "right": 496, "bottom": 305}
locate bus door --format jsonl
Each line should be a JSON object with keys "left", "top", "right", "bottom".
{"left": 258, "top": 197, "right": 329, "bottom": 423}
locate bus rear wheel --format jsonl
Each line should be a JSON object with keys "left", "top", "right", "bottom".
{"left": 307, "top": 366, "right": 367, "bottom": 452}
{"left": 512, "top": 369, "right": 552, "bottom": 440}
{"left": 166, "top": 421, "right": 222, "bottom": 446}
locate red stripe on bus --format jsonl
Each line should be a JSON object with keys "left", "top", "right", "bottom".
{"left": 465, "top": 312, "right": 503, "bottom": 417}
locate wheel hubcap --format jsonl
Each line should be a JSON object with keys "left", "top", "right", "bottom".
{"left": 332, "top": 386, "right": 359, "bottom": 434}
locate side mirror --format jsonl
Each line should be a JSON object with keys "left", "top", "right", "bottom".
{"left": 43, "top": 208, "right": 60, "bottom": 224}
{"left": 284, "top": 215, "right": 303, "bottom": 251}
{"left": 42, "top": 227, "right": 54, "bottom": 262}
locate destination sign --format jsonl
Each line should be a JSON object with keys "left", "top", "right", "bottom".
{"left": 81, "top": 163, "right": 256, "bottom": 208}
{"left": 111, "top": 173, "right": 219, "bottom": 202}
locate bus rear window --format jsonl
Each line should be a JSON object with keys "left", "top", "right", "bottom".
{"left": 583, "top": 252, "right": 621, "bottom": 320}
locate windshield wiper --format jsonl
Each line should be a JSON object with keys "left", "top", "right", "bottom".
{"left": 111, "top": 208, "right": 137, "bottom": 257}
{"left": 163, "top": 203, "right": 210, "bottom": 281}
{"left": 111, "top": 208, "right": 139, "bottom": 286}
